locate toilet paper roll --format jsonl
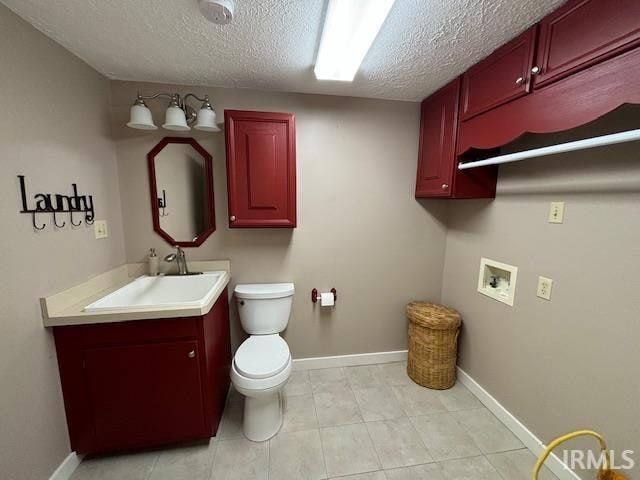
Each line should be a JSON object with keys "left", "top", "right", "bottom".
{"left": 320, "top": 292, "right": 335, "bottom": 307}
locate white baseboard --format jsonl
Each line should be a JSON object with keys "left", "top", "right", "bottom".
{"left": 457, "top": 367, "right": 580, "bottom": 480}
{"left": 292, "top": 349, "right": 408, "bottom": 370}
{"left": 49, "top": 452, "right": 83, "bottom": 480}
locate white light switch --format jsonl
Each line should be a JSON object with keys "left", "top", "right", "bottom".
{"left": 537, "top": 276, "right": 553, "bottom": 300}
{"left": 548, "top": 202, "right": 565, "bottom": 223}
{"left": 94, "top": 220, "right": 109, "bottom": 239}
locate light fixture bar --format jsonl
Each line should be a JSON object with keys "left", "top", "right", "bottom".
{"left": 314, "top": 0, "right": 396, "bottom": 82}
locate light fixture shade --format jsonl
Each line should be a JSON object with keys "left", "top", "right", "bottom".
{"left": 194, "top": 106, "right": 220, "bottom": 132}
{"left": 162, "top": 105, "right": 190, "bottom": 131}
{"left": 126, "top": 104, "right": 157, "bottom": 130}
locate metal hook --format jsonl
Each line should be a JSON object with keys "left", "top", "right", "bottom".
{"left": 69, "top": 210, "right": 82, "bottom": 227}
{"left": 52, "top": 211, "right": 66, "bottom": 228}
{"left": 32, "top": 212, "right": 46, "bottom": 230}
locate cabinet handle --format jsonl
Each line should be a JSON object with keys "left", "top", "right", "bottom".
{"left": 441, "top": 184, "right": 449, "bottom": 190}
{"left": 188, "top": 350, "right": 196, "bottom": 359}
{"left": 531, "top": 66, "right": 540, "bottom": 75}
{"left": 515, "top": 76, "right": 524, "bottom": 85}
{"left": 229, "top": 215, "right": 236, "bottom": 222}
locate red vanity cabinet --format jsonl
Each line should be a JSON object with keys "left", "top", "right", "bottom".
{"left": 53, "top": 288, "right": 231, "bottom": 455}
{"left": 224, "top": 110, "right": 296, "bottom": 228}
{"left": 461, "top": 27, "right": 537, "bottom": 121}
{"left": 534, "top": 0, "right": 640, "bottom": 89}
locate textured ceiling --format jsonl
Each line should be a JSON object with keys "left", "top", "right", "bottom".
{"left": 2, "top": 0, "right": 565, "bottom": 101}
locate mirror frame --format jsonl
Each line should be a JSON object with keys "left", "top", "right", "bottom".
{"left": 147, "top": 137, "right": 215, "bottom": 247}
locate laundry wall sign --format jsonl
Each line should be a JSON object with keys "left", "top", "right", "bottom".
{"left": 18, "top": 175, "right": 95, "bottom": 230}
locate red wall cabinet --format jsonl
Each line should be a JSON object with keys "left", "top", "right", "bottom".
{"left": 225, "top": 110, "right": 296, "bottom": 228}
{"left": 534, "top": 0, "right": 640, "bottom": 88}
{"left": 461, "top": 27, "right": 537, "bottom": 121}
{"left": 417, "top": 0, "right": 640, "bottom": 198}
{"left": 415, "top": 78, "right": 498, "bottom": 199}
{"left": 415, "top": 79, "right": 460, "bottom": 197}
{"left": 54, "top": 289, "right": 231, "bottom": 455}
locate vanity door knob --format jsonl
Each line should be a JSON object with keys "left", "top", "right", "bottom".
{"left": 531, "top": 66, "right": 540, "bottom": 75}
{"left": 515, "top": 76, "right": 524, "bottom": 85}
{"left": 188, "top": 350, "right": 196, "bottom": 359}
{"left": 441, "top": 183, "right": 449, "bottom": 190}
{"left": 229, "top": 215, "right": 236, "bottom": 222}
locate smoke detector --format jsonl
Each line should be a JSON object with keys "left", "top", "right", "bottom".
{"left": 199, "top": 0, "right": 234, "bottom": 25}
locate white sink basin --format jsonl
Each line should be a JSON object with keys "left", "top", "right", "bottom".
{"left": 84, "top": 271, "right": 226, "bottom": 312}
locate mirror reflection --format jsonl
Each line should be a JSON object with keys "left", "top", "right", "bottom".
{"left": 148, "top": 138, "right": 215, "bottom": 246}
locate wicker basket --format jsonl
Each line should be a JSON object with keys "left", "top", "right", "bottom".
{"left": 406, "top": 301, "right": 461, "bottom": 390}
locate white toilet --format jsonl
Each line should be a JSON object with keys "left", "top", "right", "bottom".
{"left": 230, "top": 283, "right": 294, "bottom": 442}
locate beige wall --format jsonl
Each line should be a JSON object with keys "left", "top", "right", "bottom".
{"left": 0, "top": 5, "right": 126, "bottom": 480}
{"left": 441, "top": 106, "right": 640, "bottom": 477}
{"left": 110, "top": 80, "right": 448, "bottom": 357}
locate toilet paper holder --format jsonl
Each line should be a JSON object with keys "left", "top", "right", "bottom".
{"left": 311, "top": 288, "right": 337, "bottom": 303}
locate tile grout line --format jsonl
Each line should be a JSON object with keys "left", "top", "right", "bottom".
{"left": 308, "top": 373, "right": 331, "bottom": 480}
{"left": 145, "top": 452, "right": 161, "bottom": 480}
{"left": 346, "top": 367, "right": 385, "bottom": 476}
{"left": 266, "top": 431, "right": 270, "bottom": 480}
{"left": 207, "top": 439, "right": 219, "bottom": 480}
{"left": 309, "top": 369, "right": 331, "bottom": 479}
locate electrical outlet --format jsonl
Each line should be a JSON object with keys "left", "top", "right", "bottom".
{"left": 94, "top": 220, "right": 108, "bottom": 239}
{"left": 537, "top": 276, "right": 553, "bottom": 300}
{"left": 548, "top": 202, "right": 565, "bottom": 223}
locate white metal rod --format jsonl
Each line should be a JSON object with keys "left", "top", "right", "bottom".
{"left": 458, "top": 129, "right": 640, "bottom": 170}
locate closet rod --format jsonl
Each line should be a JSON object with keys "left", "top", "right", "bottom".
{"left": 457, "top": 129, "right": 640, "bottom": 170}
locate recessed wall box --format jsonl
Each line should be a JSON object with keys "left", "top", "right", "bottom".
{"left": 477, "top": 258, "right": 518, "bottom": 306}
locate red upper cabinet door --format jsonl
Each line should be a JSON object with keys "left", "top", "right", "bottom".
{"left": 534, "top": 0, "right": 640, "bottom": 88}
{"left": 415, "top": 78, "right": 460, "bottom": 198}
{"left": 225, "top": 110, "right": 296, "bottom": 228}
{"left": 461, "top": 27, "right": 537, "bottom": 121}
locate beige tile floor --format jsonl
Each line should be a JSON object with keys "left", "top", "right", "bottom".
{"left": 70, "top": 362, "right": 558, "bottom": 480}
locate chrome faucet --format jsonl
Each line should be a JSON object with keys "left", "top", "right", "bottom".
{"left": 164, "top": 246, "right": 190, "bottom": 275}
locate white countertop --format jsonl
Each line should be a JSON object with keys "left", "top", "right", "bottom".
{"left": 41, "top": 260, "right": 231, "bottom": 327}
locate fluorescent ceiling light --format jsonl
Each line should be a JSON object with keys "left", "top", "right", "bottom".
{"left": 314, "top": 0, "right": 396, "bottom": 82}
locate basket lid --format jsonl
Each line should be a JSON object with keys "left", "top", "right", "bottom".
{"left": 406, "top": 301, "right": 461, "bottom": 330}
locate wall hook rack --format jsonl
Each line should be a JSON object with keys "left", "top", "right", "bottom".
{"left": 69, "top": 210, "right": 83, "bottom": 227}
{"left": 52, "top": 211, "right": 66, "bottom": 228}
{"left": 158, "top": 189, "right": 168, "bottom": 217}
{"left": 311, "top": 288, "right": 337, "bottom": 303}
{"left": 18, "top": 175, "right": 95, "bottom": 231}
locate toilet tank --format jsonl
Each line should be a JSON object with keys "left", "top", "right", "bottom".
{"left": 234, "top": 283, "right": 295, "bottom": 334}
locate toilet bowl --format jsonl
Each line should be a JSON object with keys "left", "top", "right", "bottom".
{"left": 230, "top": 283, "right": 294, "bottom": 442}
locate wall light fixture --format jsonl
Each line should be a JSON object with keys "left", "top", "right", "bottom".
{"left": 126, "top": 92, "right": 220, "bottom": 132}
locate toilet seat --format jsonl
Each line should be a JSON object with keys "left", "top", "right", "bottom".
{"left": 231, "top": 355, "right": 292, "bottom": 392}
{"left": 234, "top": 334, "right": 290, "bottom": 379}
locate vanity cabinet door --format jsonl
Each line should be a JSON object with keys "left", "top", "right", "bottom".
{"left": 225, "top": 110, "right": 296, "bottom": 228}
{"left": 83, "top": 340, "right": 207, "bottom": 452}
